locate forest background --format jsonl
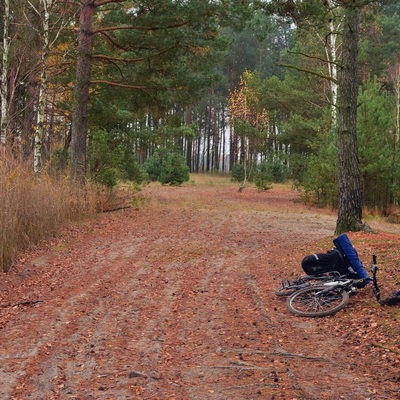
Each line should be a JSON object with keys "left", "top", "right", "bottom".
{"left": 1, "top": 0, "right": 400, "bottom": 271}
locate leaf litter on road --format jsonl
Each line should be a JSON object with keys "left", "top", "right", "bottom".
{"left": 0, "top": 181, "right": 399, "bottom": 399}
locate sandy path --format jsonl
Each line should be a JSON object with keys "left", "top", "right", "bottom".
{"left": 0, "top": 184, "right": 397, "bottom": 399}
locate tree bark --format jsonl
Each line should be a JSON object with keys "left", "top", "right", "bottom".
{"left": 335, "top": 4, "right": 370, "bottom": 234}
{"left": 70, "top": 0, "right": 94, "bottom": 183}
{"left": 1, "top": 0, "right": 11, "bottom": 153}
{"left": 34, "top": 0, "right": 52, "bottom": 173}
{"left": 185, "top": 104, "right": 193, "bottom": 171}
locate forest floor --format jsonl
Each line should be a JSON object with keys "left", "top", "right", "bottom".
{"left": 0, "top": 176, "right": 399, "bottom": 400}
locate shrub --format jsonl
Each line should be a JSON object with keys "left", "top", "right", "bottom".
{"left": 231, "top": 163, "right": 255, "bottom": 183}
{"left": 159, "top": 153, "right": 190, "bottom": 185}
{"left": 254, "top": 162, "right": 273, "bottom": 192}
{"left": 144, "top": 149, "right": 189, "bottom": 185}
{"left": 231, "top": 163, "right": 245, "bottom": 182}
{"left": 123, "top": 159, "right": 147, "bottom": 183}
{"left": 88, "top": 129, "right": 146, "bottom": 188}
{"left": 269, "top": 162, "right": 288, "bottom": 183}
{"left": 95, "top": 167, "right": 119, "bottom": 188}
{"left": 144, "top": 152, "right": 163, "bottom": 182}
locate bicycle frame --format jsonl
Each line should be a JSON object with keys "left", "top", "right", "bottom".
{"left": 371, "top": 254, "right": 380, "bottom": 302}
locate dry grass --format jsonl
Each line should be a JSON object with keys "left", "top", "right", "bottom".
{"left": 186, "top": 173, "right": 237, "bottom": 187}
{"left": 0, "top": 157, "right": 98, "bottom": 272}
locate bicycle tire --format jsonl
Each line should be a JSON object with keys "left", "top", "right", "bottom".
{"left": 286, "top": 285, "right": 349, "bottom": 317}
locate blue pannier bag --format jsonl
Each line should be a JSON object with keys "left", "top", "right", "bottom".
{"left": 333, "top": 233, "right": 371, "bottom": 286}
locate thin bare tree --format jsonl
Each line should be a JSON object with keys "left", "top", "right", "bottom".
{"left": 1, "top": 0, "right": 11, "bottom": 153}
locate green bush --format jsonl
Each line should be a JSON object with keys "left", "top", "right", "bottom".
{"left": 122, "top": 158, "right": 148, "bottom": 184}
{"left": 159, "top": 153, "right": 190, "bottom": 185}
{"left": 144, "top": 149, "right": 189, "bottom": 185}
{"left": 95, "top": 167, "right": 119, "bottom": 188}
{"left": 231, "top": 163, "right": 245, "bottom": 182}
{"left": 88, "top": 129, "right": 147, "bottom": 188}
{"left": 254, "top": 162, "right": 273, "bottom": 192}
{"left": 268, "top": 162, "right": 288, "bottom": 183}
{"left": 231, "top": 163, "right": 254, "bottom": 182}
{"left": 144, "top": 152, "right": 163, "bottom": 182}
{"left": 301, "top": 150, "right": 338, "bottom": 207}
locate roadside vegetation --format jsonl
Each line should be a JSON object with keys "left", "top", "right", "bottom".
{"left": 2, "top": 157, "right": 398, "bottom": 275}
{"left": 0, "top": 156, "right": 99, "bottom": 272}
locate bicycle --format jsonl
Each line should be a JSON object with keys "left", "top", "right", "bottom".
{"left": 286, "top": 255, "right": 379, "bottom": 317}
{"left": 275, "top": 271, "right": 343, "bottom": 297}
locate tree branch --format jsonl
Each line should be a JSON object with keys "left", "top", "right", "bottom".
{"left": 278, "top": 62, "right": 339, "bottom": 84}
{"left": 97, "top": 31, "right": 131, "bottom": 51}
{"left": 1, "top": 300, "right": 42, "bottom": 308}
{"left": 287, "top": 50, "right": 341, "bottom": 67}
{"left": 90, "top": 79, "right": 161, "bottom": 90}
{"left": 94, "top": 0, "right": 124, "bottom": 7}
{"left": 370, "top": 342, "right": 400, "bottom": 355}
{"left": 92, "top": 20, "right": 189, "bottom": 35}
{"left": 92, "top": 54, "right": 146, "bottom": 63}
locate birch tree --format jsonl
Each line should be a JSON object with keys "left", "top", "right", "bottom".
{"left": 27, "top": 0, "right": 72, "bottom": 172}
{"left": 320, "top": 1, "right": 341, "bottom": 127}
{"left": 1, "top": 0, "right": 11, "bottom": 153}
{"left": 271, "top": 1, "right": 342, "bottom": 127}
{"left": 31, "top": 0, "right": 51, "bottom": 172}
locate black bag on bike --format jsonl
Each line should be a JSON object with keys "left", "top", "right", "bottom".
{"left": 301, "top": 249, "right": 350, "bottom": 276}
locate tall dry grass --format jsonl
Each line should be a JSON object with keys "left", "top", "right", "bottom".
{"left": 0, "top": 157, "right": 98, "bottom": 272}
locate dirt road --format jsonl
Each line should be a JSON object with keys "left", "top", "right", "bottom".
{"left": 1, "top": 183, "right": 399, "bottom": 399}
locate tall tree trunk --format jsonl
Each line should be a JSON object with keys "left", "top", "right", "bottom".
{"left": 206, "top": 103, "right": 211, "bottom": 172}
{"left": 221, "top": 105, "right": 226, "bottom": 173}
{"left": 316, "top": 0, "right": 341, "bottom": 129}
{"left": 34, "top": 0, "right": 52, "bottom": 172}
{"left": 391, "top": 63, "right": 400, "bottom": 205}
{"left": 1, "top": 0, "right": 10, "bottom": 153}
{"left": 335, "top": 4, "right": 370, "bottom": 234}
{"left": 70, "top": 0, "right": 94, "bottom": 182}
{"left": 229, "top": 117, "right": 235, "bottom": 170}
{"left": 325, "top": 8, "right": 340, "bottom": 129}
{"left": 213, "top": 96, "right": 219, "bottom": 172}
{"left": 185, "top": 105, "right": 193, "bottom": 171}
{"left": 395, "top": 63, "right": 400, "bottom": 157}
{"left": 22, "top": 73, "right": 37, "bottom": 161}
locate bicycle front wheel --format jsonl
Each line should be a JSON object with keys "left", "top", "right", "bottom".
{"left": 287, "top": 285, "right": 349, "bottom": 317}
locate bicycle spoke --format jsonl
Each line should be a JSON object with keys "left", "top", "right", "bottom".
{"left": 287, "top": 286, "right": 349, "bottom": 317}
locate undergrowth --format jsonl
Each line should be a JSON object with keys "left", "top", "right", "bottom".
{"left": 0, "top": 157, "right": 98, "bottom": 272}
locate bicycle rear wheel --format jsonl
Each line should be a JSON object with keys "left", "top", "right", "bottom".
{"left": 287, "top": 285, "right": 349, "bottom": 317}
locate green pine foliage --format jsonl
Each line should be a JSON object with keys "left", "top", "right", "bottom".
{"left": 254, "top": 162, "right": 273, "bottom": 192}
{"left": 231, "top": 163, "right": 251, "bottom": 183}
{"left": 144, "top": 151, "right": 164, "bottom": 182}
{"left": 88, "top": 129, "right": 146, "bottom": 188}
{"left": 144, "top": 149, "right": 189, "bottom": 186}
{"left": 159, "top": 153, "right": 190, "bottom": 186}
{"left": 357, "top": 78, "right": 396, "bottom": 211}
